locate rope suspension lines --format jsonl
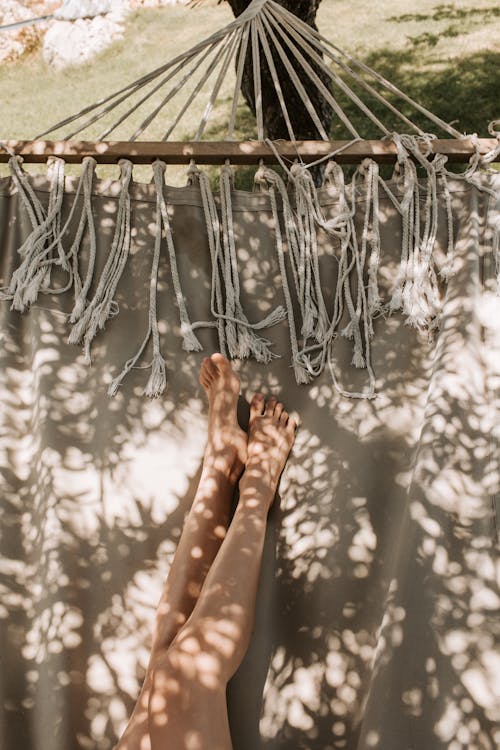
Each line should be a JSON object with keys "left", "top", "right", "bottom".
{"left": 27, "top": 0, "right": 494, "bottom": 150}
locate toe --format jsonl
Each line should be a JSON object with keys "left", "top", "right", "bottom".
{"left": 250, "top": 393, "right": 265, "bottom": 418}
{"left": 199, "top": 359, "right": 209, "bottom": 383}
{"left": 211, "top": 352, "right": 230, "bottom": 371}
{"left": 279, "top": 409, "right": 288, "bottom": 426}
{"left": 204, "top": 356, "right": 218, "bottom": 379}
{"left": 274, "top": 401, "right": 284, "bottom": 420}
{"left": 266, "top": 397, "right": 278, "bottom": 416}
{"left": 200, "top": 372, "right": 211, "bottom": 388}
{"left": 287, "top": 416, "right": 298, "bottom": 434}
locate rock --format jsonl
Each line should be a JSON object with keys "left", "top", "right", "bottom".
{"left": 42, "top": 6, "right": 127, "bottom": 69}
{"left": 53, "top": 0, "right": 112, "bottom": 20}
{"left": 130, "top": 0, "right": 190, "bottom": 6}
{"left": 0, "top": 1, "right": 48, "bottom": 63}
{"left": 2, "top": 0, "right": 188, "bottom": 69}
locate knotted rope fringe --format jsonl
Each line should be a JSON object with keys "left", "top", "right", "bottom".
{"left": 255, "top": 165, "right": 310, "bottom": 384}
{"left": 68, "top": 159, "right": 133, "bottom": 364}
{"left": 108, "top": 160, "right": 168, "bottom": 397}
{"left": 256, "top": 158, "right": 377, "bottom": 397}
{"left": 1, "top": 150, "right": 498, "bottom": 399}
{"left": 0, "top": 157, "right": 99, "bottom": 313}
{"left": 289, "top": 161, "right": 373, "bottom": 371}
{"left": 219, "top": 163, "right": 286, "bottom": 362}
{"left": 68, "top": 158, "right": 98, "bottom": 322}
{"left": 188, "top": 163, "right": 227, "bottom": 356}
{"left": 1, "top": 156, "right": 67, "bottom": 311}
{"left": 155, "top": 164, "right": 202, "bottom": 353}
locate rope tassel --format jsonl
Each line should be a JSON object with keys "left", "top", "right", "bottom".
{"left": 108, "top": 160, "right": 167, "bottom": 398}
{"left": 256, "top": 165, "right": 310, "bottom": 384}
{"left": 219, "top": 164, "right": 286, "bottom": 363}
{"left": 68, "top": 159, "right": 133, "bottom": 363}
{"left": 68, "top": 157, "right": 98, "bottom": 322}
{"left": 384, "top": 134, "right": 443, "bottom": 330}
{"left": 155, "top": 162, "right": 202, "bottom": 353}
{"left": 1, "top": 156, "right": 67, "bottom": 311}
{"left": 189, "top": 163, "right": 227, "bottom": 356}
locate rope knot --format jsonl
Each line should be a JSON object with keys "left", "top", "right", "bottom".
{"left": 390, "top": 133, "right": 409, "bottom": 165}
{"left": 358, "top": 158, "right": 373, "bottom": 177}
{"left": 254, "top": 163, "right": 267, "bottom": 187}
{"left": 119, "top": 159, "right": 133, "bottom": 181}
{"left": 153, "top": 159, "right": 167, "bottom": 177}
{"left": 290, "top": 162, "right": 307, "bottom": 180}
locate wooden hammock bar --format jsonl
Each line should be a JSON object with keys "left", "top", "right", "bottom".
{"left": 1, "top": 139, "right": 498, "bottom": 165}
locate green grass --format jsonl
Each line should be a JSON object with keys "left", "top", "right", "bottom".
{"left": 0, "top": 0, "right": 499, "bottom": 183}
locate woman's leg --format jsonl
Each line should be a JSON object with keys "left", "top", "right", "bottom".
{"left": 148, "top": 394, "right": 297, "bottom": 750}
{"left": 116, "top": 353, "right": 247, "bottom": 750}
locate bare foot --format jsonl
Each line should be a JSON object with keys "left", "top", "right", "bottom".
{"left": 240, "top": 394, "right": 297, "bottom": 511}
{"left": 199, "top": 353, "right": 247, "bottom": 482}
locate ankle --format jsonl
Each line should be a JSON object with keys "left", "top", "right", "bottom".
{"left": 203, "top": 446, "right": 243, "bottom": 483}
{"left": 238, "top": 470, "right": 276, "bottom": 513}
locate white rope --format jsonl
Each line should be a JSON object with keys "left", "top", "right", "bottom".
{"left": 257, "top": 9, "right": 329, "bottom": 140}
{"left": 272, "top": 1, "right": 464, "bottom": 139}
{"left": 0, "top": 141, "right": 17, "bottom": 158}
{"left": 188, "top": 162, "right": 227, "bottom": 355}
{"left": 68, "top": 159, "right": 133, "bottom": 363}
{"left": 255, "top": 15, "right": 296, "bottom": 141}
{"left": 481, "top": 120, "right": 500, "bottom": 165}
{"left": 37, "top": 14, "right": 245, "bottom": 139}
{"left": 251, "top": 18, "right": 264, "bottom": 140}
{"left": 256, "top": 164, "right": 310, "bottom": 383}
{"left": 2, "top": 157, "right": 66, "bottom": 311}
{"left": 219, "top": 162, "right": 286, "bottom": 362}
{"left": 268, "top": 3, "right": 422, "bottom": 137}
{"left": 155, "top": 164, "right": 202, "bottom": 352}
{"left": 163, "top": 30, "right": 239, "bottom": 141}
{"left": 255, "top": 146, "right": 378, "bottom": 397}
{"left": 265, "top": 5, "right": 373, "bottom": 137}
{"left": 227, "top": 22, "right": 250, "bottom": 140}
{"left": 436, "top": 163, "right": 456, "bottom": 281}
{"left": 108, "top": 160, "right": 168, "bottom": 397}
{"left": 69, "top": 158, "right": 98, "bottom": 321}
{"left": 8, "top": 156, "right": 48, "bottom": 235}
{"left": 196, "top": 31, "right": 240, "bottom": 141}
{"left": 105, "top": 41, "right": 221, "bottom": 141}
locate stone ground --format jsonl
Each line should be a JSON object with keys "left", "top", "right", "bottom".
{"left": 0, "top": 0, "right": 189, "bottom": 67}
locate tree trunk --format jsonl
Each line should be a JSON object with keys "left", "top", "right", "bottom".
{"left": 226, "top": 0, "right": 332, "bottom": 141}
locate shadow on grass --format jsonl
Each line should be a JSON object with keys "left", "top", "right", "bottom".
{"left": 388, "top": 3, "right": 500, "bottom": 26}
{"left": 329, "top": 47, "right": 499, "bottom": 139}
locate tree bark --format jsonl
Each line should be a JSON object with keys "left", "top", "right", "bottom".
{"left": 225, "top": 0, "right": 332, "bottom": 141}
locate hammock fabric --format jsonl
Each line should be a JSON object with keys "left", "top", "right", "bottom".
{"left": 0, "top": 163, "right": 499, "bottom": 750}
{"left": 1, "top": 0, "right": 500, "bottom": 747}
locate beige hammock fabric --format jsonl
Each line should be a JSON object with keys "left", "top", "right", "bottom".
{"left": 0, "top": 167, "right": 499, "bottom": 750}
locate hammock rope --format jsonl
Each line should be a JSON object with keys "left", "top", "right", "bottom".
{"left": 32, "top": 0, "right": 475, "bottom": 143}
{"left": 0, "top": 0, "right": 498, "bottom": 399}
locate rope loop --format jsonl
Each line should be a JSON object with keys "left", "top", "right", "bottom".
{"left": 480, "top": 120, "right": 500, "bottom": 166}
{"left": 186, "top": 158, "right": 199, "bottom": 178}
{"left": 0, "top": 141, "right": 18, "bottom": 159}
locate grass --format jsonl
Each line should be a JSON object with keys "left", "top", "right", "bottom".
{"left": 0, "top": 0, "right": 498, "bottom": 183}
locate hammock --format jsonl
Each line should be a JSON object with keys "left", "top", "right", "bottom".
{"left": 1, "top": 4, "right": 500, "bottom": 750}
{"left": 1, "top": 0, "right": 499, "bottom": 399}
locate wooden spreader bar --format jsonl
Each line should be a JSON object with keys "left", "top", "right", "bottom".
{"left": 1, "top": 139, "right": 498, "bottom": 165}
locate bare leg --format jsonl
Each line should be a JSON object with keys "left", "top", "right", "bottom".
{"left": 116, "top": 354, "right": 246, "bottom": 750}
{"left": 148, "top": 394, "right": 297, "bottom": 750}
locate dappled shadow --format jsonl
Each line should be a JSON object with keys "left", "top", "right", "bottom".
{"left": 329, "top": 45, "right": 499, "bottom": 141}
{"left": 0, "top": 164, "right": 499, "bottom": 750}
{"left": 387, "top": 3, "right": 500, "bottom": 48}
